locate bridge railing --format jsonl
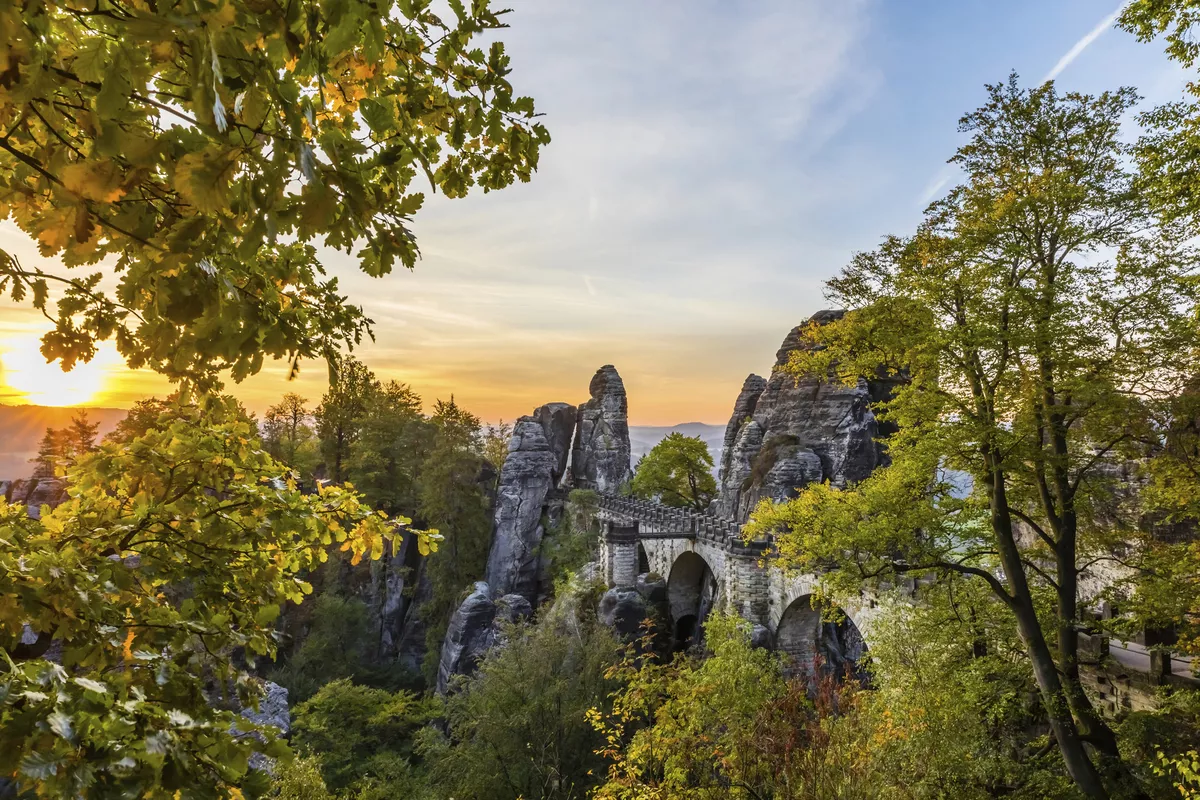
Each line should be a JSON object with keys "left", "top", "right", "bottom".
{"left": 592, "top": 494, "right": 767, "bottom": 549}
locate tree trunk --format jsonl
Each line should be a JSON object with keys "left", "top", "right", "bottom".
{"left": 987, "top": 461, "right": 1110, "bottom": 799}
{"left": 1056, "top": 524, "right": 1150, "bottom": 799}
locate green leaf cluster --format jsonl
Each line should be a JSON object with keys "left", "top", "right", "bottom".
{"left": 631, "top": 433, "right": 717, "bottom": 511}
{"left": 746, "top": 75, "right": 1200, "bottom": 799}
{"left": 0, "top": 0, "right": 549, "bottom": 386}
{"left": 0, "top": 395, "right": 436, "bottom": 797}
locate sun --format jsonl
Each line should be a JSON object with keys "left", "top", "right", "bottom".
{"left": 0, "top": 336, "right": 120, "bottom": 406}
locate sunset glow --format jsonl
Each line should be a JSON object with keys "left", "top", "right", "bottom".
{"left": 0, "top": 337, "right": 121, "bottom": 407}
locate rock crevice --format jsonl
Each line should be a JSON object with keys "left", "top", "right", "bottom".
{"left": 714, "top": 311, "right": 895, "bottom": 523}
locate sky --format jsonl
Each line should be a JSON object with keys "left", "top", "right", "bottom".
{"left": 0, "top": 0, "right": 1191, "bottom": 425}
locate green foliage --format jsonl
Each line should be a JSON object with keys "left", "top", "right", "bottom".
{"left": 344, "top": 380, "right": 431, "bottom": 515}
{"left": 421, "top": 600, "right": 621, "bottom": 800}
{"left": 104, "top": 397, "right": 175, "bottom": 444}
{"left": 745, "top": 75, "right": 1200, "bottom": 798}
{"left": 262, "top": 393, "right": 320, "bottom": 479}
{"left": 592, "top": 614, "right": 888, "bottom": 800}
{"left": 271, "top": 594, "right": 373, "bottom": 704}
{"left": 0, "top": 0, "right": 548, "bottom": 386}
{"left": 291, "top": 679, "right": 438, "bottom": 798}
{"left": 1153, "top": 751, "right": 1200, "bottom": 800}
{"left": 0, "top": 395, "right": 434, "bottom": 797}
{"left": 315, "top": 356, "right": 383, "bottom": 485}
{"left": 860, "top": 587, "right": 1079, "bottom": 799}
{"left": 482, "top": 419, "right": 513, "bottom": 472}
{"left": 418, "top": 398, "right": 492, "bottom": 681}
{"left": 274, "top": 756, "right": 334, "bottom": 800}
{"left": 539, "top": 490, "right": 601, "bottom": 588}
{"left": 630, "top": 433, "right": 717, "bottom": 511}
{"left": 1120, "top": 2, "right": 1200, "bottom": 225}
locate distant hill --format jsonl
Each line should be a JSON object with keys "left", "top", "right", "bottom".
{"left": 0, "top": 405, "right": 127, "bottom": 480}
{"left": 629, "top": 423, "right": 725, "bottom": 476}
{"left": 0, "top": 408, "right": 726, "bottom": 481}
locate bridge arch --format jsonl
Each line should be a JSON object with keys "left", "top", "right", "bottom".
{"left": 667, "top": 550, "right": 719, "bottom": 651}
{"left": 776, "top": 593, "right": 868, "bottom": 682}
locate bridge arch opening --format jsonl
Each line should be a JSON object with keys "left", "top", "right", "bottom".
{"left": 667, "top": 551, "right": 718, "bottom": 652}
{"left": 776, "top": 594, "right": 867, "bottom": 683}
{"left": 637, "top": 543, "right": 650, "bottom": 575}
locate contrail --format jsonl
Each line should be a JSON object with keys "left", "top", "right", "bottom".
{"left": 917, "top": 2, "right": 1128, "bottom": 206}
{"left": 1043, "top": 2, "right": 1127, "bottom": 83}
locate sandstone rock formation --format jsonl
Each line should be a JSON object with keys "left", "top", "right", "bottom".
{"left": 484, "top": 403, "right": 576, "bottom": 601}
{"left": 439, "top": 366, "right": 634, "bottom": 692}
{"left": 570, "top": 365, "right": 632, "bottom": 494}
{"left": 597, "top": 573, "right": 669, "bottom": 640}
{"left": 4, "top": 477, "right": 68, "bottom": 519}
{"left": 715, "top": 310, "right": 894, "bottom": 523}
{"left": 717, "top": 374, "right": 767, "bottom": 487}
{"left": 241, "top": 680, "right": 291, "bottom": 736}
{"left": 597, "top": 586, "right": 648, "bottom": 638}
{"left": 435, "top": 582, "right": 532, "bottom": 694}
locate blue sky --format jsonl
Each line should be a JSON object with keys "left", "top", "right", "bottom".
{"left": 1, "top": 1, "right": 1188, "bottom": 423}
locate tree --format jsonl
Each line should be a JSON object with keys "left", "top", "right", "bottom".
{"left": 1, "top": 396, "right": 436, "bottom": 796}
{"left": 1121, "top": 2, "right": 1200, "bottom": 225}
{"left": 262, "top": 392, "right": 317, "bottom": 473}
{"left": 66, "top": 410, "right": 99, "bottom": 455}
{"left": 0, "top": 0, "right": 539, "bottom": 793}
{"left": 0, "top": 0, "right": 548, "bottom": 386}
{"left": 271, "top": 593, "right": 375, "bottom": 704}
{"left": 30, "top": 411, "right": 99, "bottom": 478}
{"left": 745, "top": 77, "right": 1200, "bottom": 799}
{"left": 418, "top": 398, "right": 493, "bottom": 678}
{"left": 104, "top": 397, "right": 174, "bottom": 444}
{"left": 316, "top": 356, "right": 381, "bottom": 485}
{"left": 421, "top": 597, "right": 620, "bottom": 800}
{"left": 290, "top": 678, "right": 438, "bottom": 798}
{"left": 631, "top": 433, "right": 717, "bottom": 511}
{"left": 30, "top": 425, "right": 70, "bottom": 479}
{"left": 345, "top": 380, "right": 430, "bottom": 515}
{"left": 481, "top": 419, "right": 513, "bottom": 472}
{"left": 591, "top": 614, "right": 890, "bottom": 800}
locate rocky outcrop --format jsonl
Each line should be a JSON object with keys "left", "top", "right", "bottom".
{"left": 484, "top": 404, "right": 576, "bottom": 601}
{"left": 717, "top": 374, "right": 767, "bottom": 490}
{"left": 4, "top": 477, "right": 68, "bottom": 519}
{"left": 241, "top": 680, "right": 290, "bottom": 736}
{"left": 535, "top": 402, "right": 577, "bottom": 483}
{"left": 394, "top": 565, "right": 433, "bottom": 675}
{"left": 435, "top": 582, "right": 532, "bottom": 694}
{"left": 598, "top": 586, "right": 648, "bottom": 638}
{"left": 439, "top": 366, "right": 635, "bottom": 691}
{"left": 598, "top": 573, "right": 669, "bottom": 640}
{"left": 234, "top": 680, "right": 290, "bottom": 772}
{"left": 570, "top": 366, "right": 632, "bottom": 494}
{"left": 715, "top": 311, "right": 894, "bottom": 523}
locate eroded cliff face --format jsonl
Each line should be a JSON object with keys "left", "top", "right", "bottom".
{"left": 569, "top": 365, "right": 632, "bottom": 494}
{"left": 437, "top": 366, "right": 633, "bottom": 691}
{"left": 2, "top": 477, "right": 67, "bottom": 519}
{"left": 715, "top": 310, "right": 894, "bottom": 523}
{"left": 484, "top": 402, "right": 576, "bottom": 601}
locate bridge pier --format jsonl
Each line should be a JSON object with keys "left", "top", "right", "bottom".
{"left": 727, "top": 544, "right": 771, "bottom": 627}
{"left": 602, "top": 521, "right": 640, "bottom": 587}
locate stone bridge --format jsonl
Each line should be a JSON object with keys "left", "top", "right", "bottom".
{"left": 590, "top": 494, "right": 1198, "bottom": 704}
{"left": 592, "top": 495, "right": 873, "bottom": 676}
